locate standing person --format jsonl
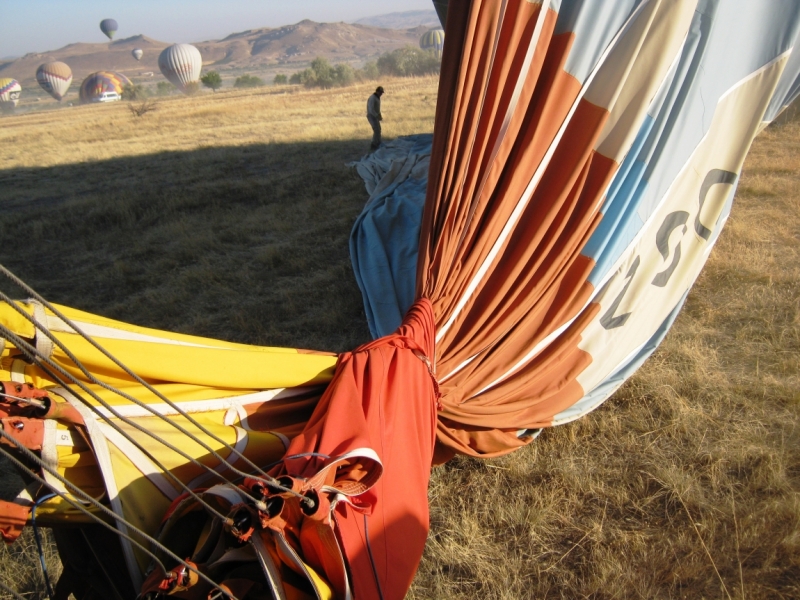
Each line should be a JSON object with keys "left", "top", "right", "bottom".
{"left": 367, "top": 86, "right": 384, "bottom": 151}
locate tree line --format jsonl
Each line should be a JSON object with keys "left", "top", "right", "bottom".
{"left": 119, "top": 46, "right": 440, "bottom": 100}
{"left": 283, "top": 46, "right": 440, "bottom": 89}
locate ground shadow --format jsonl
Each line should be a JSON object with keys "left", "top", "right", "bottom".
{"left": 0, "top": 138, "right": 374, "bottom": 353}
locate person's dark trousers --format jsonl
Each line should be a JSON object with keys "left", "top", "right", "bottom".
{"left": 367, "top": 115, "right": 381, "bottom": 149}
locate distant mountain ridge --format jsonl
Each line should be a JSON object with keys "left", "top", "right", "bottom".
{"left": 0, "top": 12, "right": 433, "bottom": 91}
{"left": 353, "top": 10, "right": 441, "bottom": 29}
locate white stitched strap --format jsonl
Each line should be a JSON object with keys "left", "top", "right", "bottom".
{"left": 29, "top": 300, "right": 54, "bottom": 360}
{"left": 94, "top": 421, "right": 179, "bottom": 501}
{"left": 10, "top": 359, "right": 26, "bottom": 383}
{"left": 186, "top": 426, "right": 249, "bottom": 491}
{"left": 272, "top": 431, "right": 290, "bottom": 451}
{"left": 207, "top": 545, "right": 257, "bottom": 569}
{"left": 203, "top": 484, "right": 246, "bottom": 506}
{"left": 251, "top": 532, "right": 289, "bottom": 600}
{"left": 55, "top": 429, "right": 76, "bottom": 446}
{"left": 305, "top": 447, "right": 383, "bottom": 497}
{"left": 41, "top": 420, "right": 71, "bottom": 497}
{"left": 271, "top": 530, "right": 331, "bottom": 600}
{"left": 54, "top": 387, "right": 143, "bottom": 590}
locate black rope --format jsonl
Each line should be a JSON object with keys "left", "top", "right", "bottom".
{"left": 363, "top": 514, "right": 386, "bottom": 600}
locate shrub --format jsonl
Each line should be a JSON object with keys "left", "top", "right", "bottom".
{"left": 333, "top": 64, "right": 355, "bottom": 87}
{"left": 127, "top": 99, "right": 157, "bottom": 118}
{"left": 361, "top": 61, "right": 379, "bottom": 80}
{"left": 200, "top": 71, "right": 223, "bottom": 92}
{"left": 274, "top": 74, "right": 288, "bottom": 85}
{"left": 310, "top": 57, "right": 336, "bottom": 88}
{"left": 183, "top": 81, "right": 200, "bottom": 95}
{"left": 289, "top": 57, "right": 357, "bottom": 89}
{"left": 121, "top": 84, "right": 148, "bottom": 101}
{"left": 155, "top": 81, "right": 175, "bottom": 96}
{"left": 377, "top": 46, "right": 440, "bottom": 77}
{"left": 234, "top": 74, "right": 264, "bottom": 89}
{"left": 289, "top": 69, "right": 313, "bottom": 85}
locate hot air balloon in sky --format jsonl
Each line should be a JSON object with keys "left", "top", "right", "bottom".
{"left": 79, "top": 71, "right": 131, "bottom": 103}
{"left": 3, "top": 1, "right": 800, "bottom": 599}
{"left": 420, "top": 27, "right": 445, "bottom": 58}
{"left": 0, "top": 78, "right": 21, "bottom": 112}
{"left": 132, "top": 48, "right": 143, "bottom": 61}
{"left": 158, "top": 43, "right": 202, "bottom": 94}
{"left": 36, "top": 61, "right": 73, "bottom": 101}
{"left": 99, "top": 18, "right": 118, "bottom": 40}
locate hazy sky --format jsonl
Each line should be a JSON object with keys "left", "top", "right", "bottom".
{"left": 1, "top": 0, "right": 435, "bottom": 58}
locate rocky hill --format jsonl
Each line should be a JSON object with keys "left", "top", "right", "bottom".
{"left": 0, "top": 20, "right": 431, "bottom": 91}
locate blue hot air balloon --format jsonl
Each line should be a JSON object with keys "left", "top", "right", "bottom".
{"left": 99, "top": 18, "right": 118, "bottom": 40}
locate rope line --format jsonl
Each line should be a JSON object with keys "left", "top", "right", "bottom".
{"left": 0, "top": 432, "right": 239, "bottom": 600}
{"left": 0, "top": 264, "right": 312, "bottom": 506}
{"left": 362, "top": 514, "right": 385, "bottom": 600}
{"left": 0, "top": 277, "right": 312, "bottom": 508}
{"left": 0, "top": 579, "right": 27, "bottom": 600}
{"left": 0, "top": 320, "right": 241, "bottom": 524}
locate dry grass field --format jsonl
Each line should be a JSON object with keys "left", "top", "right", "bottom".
{"left": 0, "top": 77, "right": 798, "bottom": 599}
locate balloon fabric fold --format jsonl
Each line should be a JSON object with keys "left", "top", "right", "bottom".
{"left": 3, "top": 1, "right": 800, "bottom": 598}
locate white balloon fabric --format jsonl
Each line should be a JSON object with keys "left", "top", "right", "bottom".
{"left": 158, "top": 43, "right": 202, "bottom": 94}
{"left": 36, "top": 62, "right": 73, "bottom": 101}
{"left": 351, "top": 0, "right": 800, "bottom": 457}
{"left": 132, "top": 48, "right": 144, "bottom": 61}
{"left": 0, "top": 79, "right": 21, "bottom": 111}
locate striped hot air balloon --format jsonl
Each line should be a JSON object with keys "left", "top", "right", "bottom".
{"left": 79, "top": 71, "right": 131, "bottom": 103}
{"left": 3, "top": 2, "right": 800, "bottom": 600}
{"left": 158, "top": 43, "right": 202, "bottom": 94}
{"left": 36, "top": 62, "right": 73, "bottom": 101}
{"left": 420, "top": 27, "right": 445, "bottom": 59}
{"left": 0, "top": 79, "right": 21, "bottom": 112}
{"left": 100, "top": 18, "right": 118, "bottom": 40}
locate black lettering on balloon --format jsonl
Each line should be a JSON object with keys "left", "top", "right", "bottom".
{"left": 651, "top": 211, "right": 689, "bottom": 287}
{"left": 695, "top": 169, "right": 737, "bottom": 240}
{"left": 600, "top": 256, "right": 640, "bottom": 330}
{"left": 597, "top": 168, "right": 739, "bottom": 330}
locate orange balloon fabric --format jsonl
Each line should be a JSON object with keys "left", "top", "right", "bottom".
{"left": 277, "top": 298, "right": 439, "bottom": 600}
